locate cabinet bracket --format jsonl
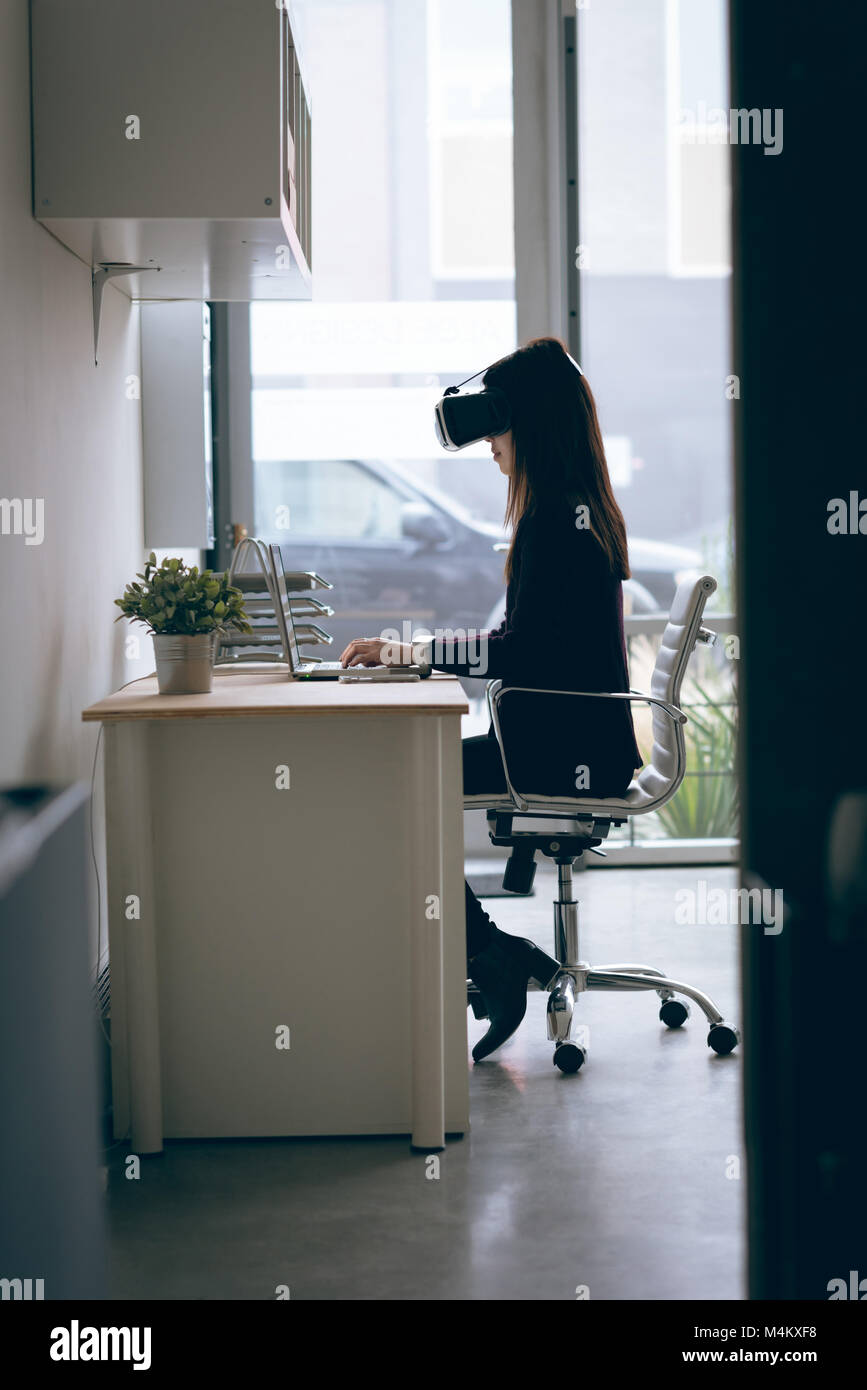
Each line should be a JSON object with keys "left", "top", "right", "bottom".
{"left": 92, "top": 262, "right": 162, "bottom": 365}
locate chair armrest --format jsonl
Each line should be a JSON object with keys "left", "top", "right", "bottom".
{"left": 484, "top": 681, "right": 687, "bottom": 813}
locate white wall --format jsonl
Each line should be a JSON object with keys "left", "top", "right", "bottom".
{"left": 0, "top": 1, "right": 152, "bottom": 963}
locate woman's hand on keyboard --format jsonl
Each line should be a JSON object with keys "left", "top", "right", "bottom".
{"left": 339, "top": 638, "right": 415, "bottom": 668}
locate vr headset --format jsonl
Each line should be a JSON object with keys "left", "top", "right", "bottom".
{"left": 434, "top": 354, "right": 583, "bottom": 452}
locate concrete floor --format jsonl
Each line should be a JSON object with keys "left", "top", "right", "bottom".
{"left": 107, "top": 864, "right": 744, "bottom": 1301}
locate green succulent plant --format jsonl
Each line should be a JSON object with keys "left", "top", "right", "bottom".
{"left": 114, "top": 553, "right": 252, "bottom": 637}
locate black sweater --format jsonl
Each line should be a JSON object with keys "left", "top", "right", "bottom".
{"left": 429, "top": 499, "right": 643, "bottom": 798}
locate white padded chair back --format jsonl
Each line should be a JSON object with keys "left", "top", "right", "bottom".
{"left": 627, "top": 574, "right": 717, "bottom": 807}
{"left": 652, "top": 574, "right": 717, "bottom": 706}
{"left": 465, "top": 573, "right": 719, "bottom": 818}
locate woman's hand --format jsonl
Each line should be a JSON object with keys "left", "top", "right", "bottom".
{"left": 339, "top": 638, "right": 416, "bottom": 668}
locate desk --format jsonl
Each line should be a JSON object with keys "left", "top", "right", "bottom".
{"left": 83, "top": 670, "right": 470, "bottom": 1151}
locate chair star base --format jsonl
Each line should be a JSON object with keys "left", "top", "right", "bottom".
{"left": 467, "top": 851, "right": 740, "bottom": 1069}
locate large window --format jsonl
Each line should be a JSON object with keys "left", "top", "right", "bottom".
{"left": 248, "top": 0, "right": 516, "bottom": 663}
{"left": 237, "top": 0, "right": 735, "bottom": 852}
{"left": 577, "top": 0, "right": 732, "bottom": 590}
{"left": 576, "top": 0, "right": 736, "bottom": 851}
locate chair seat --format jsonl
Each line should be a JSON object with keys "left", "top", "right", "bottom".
{"left": 463, "top": 775, "right": 664, "bottom": 819}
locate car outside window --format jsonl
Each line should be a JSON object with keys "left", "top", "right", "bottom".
{"left": 256, "top": 459, "right": 405, "bottom": 541}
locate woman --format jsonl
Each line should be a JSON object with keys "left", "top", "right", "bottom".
{"left": 341, "top": 337, "right": 642, "bottom": 1061}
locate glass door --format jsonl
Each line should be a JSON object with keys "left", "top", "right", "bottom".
{"left": 574, "top": 0, "right": 737, "bottom": 860}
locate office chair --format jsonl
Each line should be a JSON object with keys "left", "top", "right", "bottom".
{"left": 464, "top": 574, "right": 740, "bottom": 1072}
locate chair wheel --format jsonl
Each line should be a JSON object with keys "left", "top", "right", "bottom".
{"left": 553, "top": 1041, "right": 586, "bottom": 1073}
{"left": 659, "top": 998, "right": 690, "bottom": 1029}
{"left": 707, "top": 1022, "right": 740, "bottom": 1055}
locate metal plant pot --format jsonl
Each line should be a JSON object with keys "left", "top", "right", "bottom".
{"left": 153, "top": 633, "right": 216, "bottom": 695}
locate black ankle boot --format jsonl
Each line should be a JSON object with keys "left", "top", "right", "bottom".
{"left": 468, "top": 929, "right": 560, "bottom": 1062}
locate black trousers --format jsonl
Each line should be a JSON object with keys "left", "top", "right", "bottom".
{"left": 463, "top": 734, "right": 511, "bottom": 961}
{"left": 462, "top": 729, "right": 636, "bottom": 961}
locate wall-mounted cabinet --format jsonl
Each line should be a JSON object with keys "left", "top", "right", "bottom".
{"left": 31, "top": 0, "right": 311, "bottom": 301}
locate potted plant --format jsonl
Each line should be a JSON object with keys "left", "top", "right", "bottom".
{"left": 115, "top": 553, "right": 252, "bottom": 694}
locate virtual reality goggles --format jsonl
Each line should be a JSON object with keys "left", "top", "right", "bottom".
{"left": 434, "top": 354, "right": 583, "bottom": 451}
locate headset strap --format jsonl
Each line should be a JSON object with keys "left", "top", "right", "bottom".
{"left": 444, "top": 350, "right": 583, "bottom": 396}
{"left": 443, "top": 366, "right": 486, "bottom": 397}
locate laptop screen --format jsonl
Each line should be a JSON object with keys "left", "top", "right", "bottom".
{"left": 267, "top": 544, "right": 304, "bottom": 673}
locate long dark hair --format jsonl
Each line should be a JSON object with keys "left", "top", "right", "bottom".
{"left": 484, "top": 337, "right": 630, "bottom": 583}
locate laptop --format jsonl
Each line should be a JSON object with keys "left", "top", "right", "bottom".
{"left": 269, "top": 545, "right": 431, "bottom": 681}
